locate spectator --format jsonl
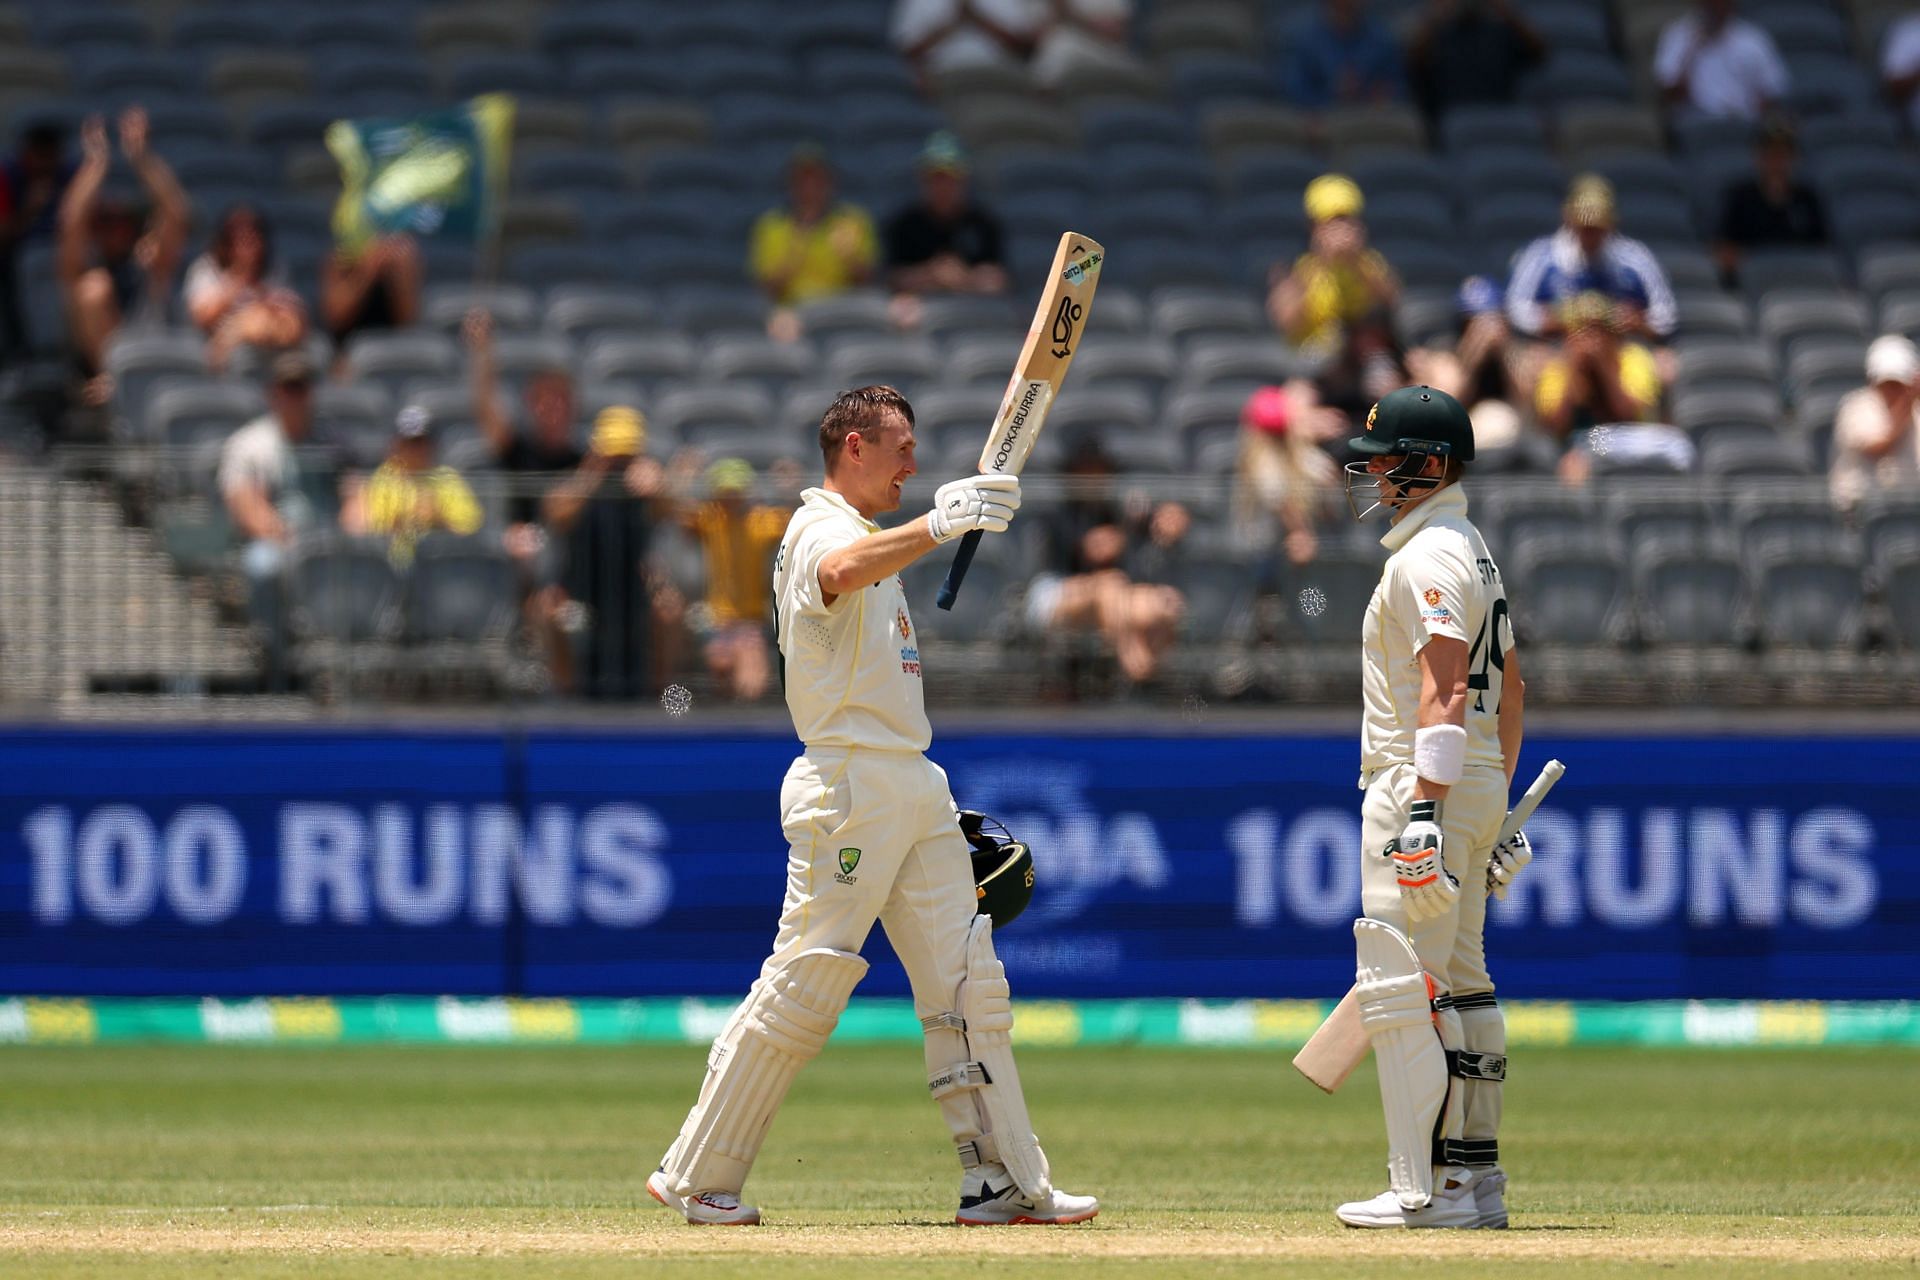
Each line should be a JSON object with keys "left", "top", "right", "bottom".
{"left": 1406, "top": 0, "right": 1547, "bottom": 123}
{"left": 217, "top": 351, "right": 338, "bottom": 687}
{"left": 681, "top": 457, "right": 789, "bottom": 703}
{"left": 1407, "top": 275, "right": 1534, "bottom": 456}
{"left": 340, "top": 405, "right": 483, "bottom": 566}
{"left": 1028, "top": 436, "right": 1185, "bottom": 688}
{"left": 1714, "top": 116, "right": 1828, "bottom": 287}
{"left": 749, "top": 146, "right": 877, "bottom": 312}
{"left": 1532, "top": 291, "right": 1664, "bottom": 442}
{"left": 1231, "top": 385, "right": 1342, "bottom": 564}
{"left": 1881, "top": 14, "right": 1920, "bottom": 136}
{"left": 1283, "top": 0, "right": 1406, "bottom": 113}
{"left": 54, "top": 109, "right": 189, "bottom": 384}
{"left": 464, "top": 307, "right": 584, "bottom": 535}
{"left": 320, "top": 234, "right": 421, "bottom": 348}
{"left": 543, "top": 412, "right": 672, "bottom": 701}
{"left": 1268, "top": 174, "right": 1402, "bottom": 418}
{"left": 1655, "top": 0, "right": 1788, "bottom": 123}
{"left": 884, "top": 132, "right": 1007, "bottom": 326}
{"left": 1031, "top": 1, "right": 1146, "bottom": 91}
{"left": 1830, "top": 335, "right": 1920, "bottom": 512}
{"left": 891, "top": 0, "right": 1040, "bottom": 86}
{"left": 0, "top": 119, "right": 76, "bottom": 357}
{"left": 184, "top": 204, "right": 309, "bottom": 372}
{"left": 1506, "top": 175, "right": 1676, "bottom": 346}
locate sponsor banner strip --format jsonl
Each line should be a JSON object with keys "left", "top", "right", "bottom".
{"left": 1, "top": 998, "right": 1916, "bottom": 1048}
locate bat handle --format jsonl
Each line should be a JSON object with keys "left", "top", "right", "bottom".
{"left": 935, "top": 529, "right": 983, "bottom": 611}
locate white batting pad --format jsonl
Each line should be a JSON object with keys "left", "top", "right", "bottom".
{"left": 660, "top": 947, "right": 867, "bottom": 1196}
{"left": 1354, "top": 918, "right": 1448, "bottom": 1210}
{"left": 929, "top": 914, "right": 1053, "bottom": 1199}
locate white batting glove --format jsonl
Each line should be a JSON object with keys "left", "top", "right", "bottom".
{"left": 926, "top": 474, "right": 1021, "bottom": 543}
{"left": 1487, "top": 828, "right": 1533, "bottom": 901}
{"left": 1388, "top": 799, "right": 1458, "bottom": 923}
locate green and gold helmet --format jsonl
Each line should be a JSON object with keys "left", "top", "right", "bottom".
{"left": 959, "top": 810, "right": 1035, "bottom": 927}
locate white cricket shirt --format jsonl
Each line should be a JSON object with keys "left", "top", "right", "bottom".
{"left": 774, "top": 487, "right": 931, "bottom": 752}
{"left": 1359, "top": 485, "right": 1513, "bottom": 778}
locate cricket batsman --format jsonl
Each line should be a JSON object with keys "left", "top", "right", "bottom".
{"left": 1334, "top": 386, "right": 1531, "bottom": 1229}
{"left": 647, "top": 385, "right": 1099, "bottom": 1228}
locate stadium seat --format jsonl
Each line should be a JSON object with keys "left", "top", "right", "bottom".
{"left": 651, "top": 385, "right": 775, "bottom": 444}
{"left": 913, "top": 296, "right": 1023, "bottom": 343}
{"left": 1178, "top": 556, "right": 1261, "bottom": 641}
{"left": 702, "top": 336, "right": 817, "bottom": 396}
{"left": 606, "top": 99, "right": 712, "bottom": 151}
{"left": 1785, "top": 51, "right": 1874, "bottom": 116}
{"left": 1861, "top": 497, "right": 1920, "bottom": 574}
{"left": 1151, "top": 288, "right": 1266, "bottom": 349}
{"left": 1831, "top": 194, "right": 1920, "bottom": 256}
{"left": 313, "top": 382, "right": 395, "bottom": 469}
{"left": 537, "top": 8, "right": 641, "bottom": 58}
{"left": 1606, "top": 485, "right": 1724, "bottom": 559}
{"left": 938, "top": 337, "right": 1023, "bottom": 389}
{"left": 1040, "top": 385, "right": 1154, "bottom": 440}
{"left": 1203, "top": 104, "right": 1312, "bottom": 159}
{"left": 1699, "top": 434, "right": 1814, "bottom": 478}
{"left": 1524, "top": 50, "right": 1633, "bottom": 106}
{"left": 794, "top": 292, "right": 894, "bottom": 344}
{"left": 421, "top": 284, "right": 538, "bottom": 337}
{"left": 579, "top": 333, "right": 696, "bottom": 389}
{"left": 1438, "top": 105, "right": 1547, "bottom": 154}
{"left": 1276, "top": 549, "right": 1383, "bottom": 646}
{"left": 405, "top": 533, "right": 517, "bottom": 644}
{"left": 1732, "top": 491, "right": 1848, "bottom": 559}
{"left": 172, "top": 10, "right": 288, "bottom": 56}
{"left": 291, "top": 534, "right": 403, "bottom": 646}
{"left": 105, "top": 332, "right": 210, "bottom": 438}
{"left": 1784, "top": 341, "right": 1870, "bottom": 406}
{"left": 662, "top": 286, "right": 767, "bottom": 338}
{"left": 1740, "top": 250, "right": 1848, "bottom": 297}
{"left": 827, "top": 336, "right": 941, "bottom": 389}
{"left": 1147, "top": 3, "right": 1261, "bottom": 61}
{"left": 1881, "top": 543, "right": 1920, "bottom": 650}
{"left": 343, "top": 331, "right": 460, "bottom": 401}
{"left": 1324, "top": 106, "right": 1425, "bottom": 156}
{"left": 1753, "top": 546, "right": 1865, "bottom": 651}
{"left": 147, "top": 379, "right": 267, "bottom": 451}
{"left": 1484, "top": 484, "right": 1599, "bottom": 550}
{"left": 1556, "top": 105, "right": 1665, "bottom": 159}
{"left": 1507, "top": 541, "right": 1627, "bottom": 647}
{"left": 1069, "top": 335, "right": 1180, "bottom": 405}
{"left": 1635, "top": 546, "right": 1748, "bottom": 648}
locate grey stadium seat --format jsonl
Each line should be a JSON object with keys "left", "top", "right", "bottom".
{"left": 1882, "top": 544, "right": 1920, "bottom": 650}
{"left": 312, "top": 382, "right": 394, "bottom": 469}
{"left": 1699, "top": 434, "right": 1814, "bottom": 478}
{"left": 1178, "top": 557, "right": 1261, "bottom": 641}
{"left": 1753, "top": 547, "right": 1865, "bottom": 651}
{"left": 795, "top": 292, "right": 893, "bottom": 343}
{"left": 1635, "top": 547, "right": 1748, "bottom": 648}
{"left": 544, "top": 288, "right": 664, "bottom": 345}
{"left": 405, "top": 534, "right": 517, "bottom": 644}
{"left": 422, "top": 283, "right": 539, "bottom": 335}
{"left": 1507, "top": 542, "right": 1627, "bottom": 647}
{"left": 1605, "top": 486, "right": 1723, "bottom": 559}
{"left": 106, "top": 331, "right": 208, "bottom": 436}
{"left": 1181, "top": 337, "right": 1310, "bottom": 392}
{"left": 650, "top": 385, "right": 775, "bottom": 443}
{"left": 579, "top": 333, "right": 696, "bottom": 388}
{"left": 1277, "top": 549, "right": 1383, "bottom": 646}
{"left": 291, "top": 535, "right": 402, "bottom": 645}
{"left": 702, "top": 336, "right": 818, "bottom": 395}
{"left": 343, "top": 331, "right": 460, "bottom": 400}
{"left": 1732, "top": 492, "right": 1847, "bottom": 560}
{"left": 1151, "top": 288, "right": 1265, "bottom": 348}
{"left": 1483, "top": 484, "right": 1599, "bottom": 550}
{"left": 826, "top": 336, "right": 942, "bottom": 390}
{"left": 147, "top": 379, "right": 266, "bottom": 451}
{"left": 1068, "top": 336, "right": 1179, "bottom": 404}
{"left": 1040, "top": 386, "right": 1155, "bottom": 441}
{"left": 1861, "top": 498, "right": 1920, "bottom": 573}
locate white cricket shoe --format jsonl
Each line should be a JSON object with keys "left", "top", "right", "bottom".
{"left": 1335, "top": 1178, "right": 1480, "bottom": 1229}
{"left": 647, "top": 1168, "right": 761, "bottom": 1226}
{"left": 956, "top": 1166, "right": 1099, "bottom": 1226}
{"left": 1466, "top": 1166, "right": 1508, "bottom": 1229}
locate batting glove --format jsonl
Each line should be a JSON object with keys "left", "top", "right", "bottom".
{"left": 926, "top": 474, "right": 1022, "bottom": 543}
{"left": 1487, "top": 828, "right": 1533, "bottom": 901}
{"left": 1388, "top": 799, "right": 1458, "bottom": 923}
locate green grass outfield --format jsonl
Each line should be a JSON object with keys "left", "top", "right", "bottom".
{"left": 0, "top": 1042, "right": 1914, "bottom": 1278}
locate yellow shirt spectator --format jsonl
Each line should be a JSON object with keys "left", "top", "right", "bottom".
{"left": 1285, "top": 248, "right": 1395, "bottom": 351}
{"left": 749, "top": 203, "right": 878, "bottom": 306}
{"left": 694, "top": 499, "right": 788, "bottom": 627}
{"left": 362, "top": 460, "right": 483, "bottom": 565}
{"left": 1535, "top": 342, "right": 1663, "bottom": 424}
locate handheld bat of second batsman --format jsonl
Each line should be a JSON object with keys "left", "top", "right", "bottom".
{"left": 1290, "top": 759, "right": 1566, "bottom": 1094}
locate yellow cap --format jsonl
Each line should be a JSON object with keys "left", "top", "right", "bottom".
{"left": 1564, "top": 173, "right": 1616, "bottom": 228}
{"left": 707, "top": 457, "right": 754, "bottom": 494}
{"left": 1304, "top": 173, "right": 1364, "bottom": 223}
{"left": 591, "top": 405, "right": 646, "bottom": 457}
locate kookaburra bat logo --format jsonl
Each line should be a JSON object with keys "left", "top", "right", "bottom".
{"left": 1050, "top": 296, "right": 1083, "bottom": 357}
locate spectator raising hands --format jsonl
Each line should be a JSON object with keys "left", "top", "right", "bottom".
{"left": 55, "top": 108, "right": 189, "bottom": 382}
{"left": 321, "top": 233, "right": 420, "bottom": 346}
{"left": 749, "top": 146, "right": 876, "bottom": 317}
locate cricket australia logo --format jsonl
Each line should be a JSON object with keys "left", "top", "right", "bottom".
{"left": 835, "top": 847, "right": 862, "bottom": 884}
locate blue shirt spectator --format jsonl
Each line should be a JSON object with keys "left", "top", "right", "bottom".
{"left": 1505, "top": 175, "right": 1676, "bottom": 342}
{"left": 1284, "top": 0, "right": 1406, "bottom": 111}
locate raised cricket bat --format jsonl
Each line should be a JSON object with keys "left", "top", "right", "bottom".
{"left": 935, "top": 231, "right": 1104, "bottom": 610}
{"left": 1291, "top": 759, "right": 1568, "bottom": 1094}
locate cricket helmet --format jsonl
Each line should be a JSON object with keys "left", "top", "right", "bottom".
{"left": 959, "top": 810, "right": 1034, "bottom": 927}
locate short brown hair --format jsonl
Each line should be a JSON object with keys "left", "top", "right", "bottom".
{"left": 819, "top": 385, "right": 913, "bottom": 467}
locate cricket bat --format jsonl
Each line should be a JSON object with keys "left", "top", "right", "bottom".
{"left": 1291, "top": 759, "right": 1568, "bottom": 1094}
{"left": 935, "top": 231, "right": 1104, "bottom": 610}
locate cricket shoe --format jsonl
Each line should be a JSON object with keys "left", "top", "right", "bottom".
{"left": 1335, "top": 1178, "right": 1480, "bottom": 1229}
{"left": 955, "top": 1167, "right": 1099, "bottom": 1226}
{"left": 647, "top": 1168, "right": 761, "bottom": 1226}
{"left": 1465, "top": 1166, "right": 1508, "bottom": 1229}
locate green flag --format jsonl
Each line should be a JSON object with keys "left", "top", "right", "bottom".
{"left": 327, "top": 95, "right": 514, "bottom": 247}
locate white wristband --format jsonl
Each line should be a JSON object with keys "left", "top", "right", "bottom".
{"left": 1413, "top": 724, "right": 1467, "bottom": 787}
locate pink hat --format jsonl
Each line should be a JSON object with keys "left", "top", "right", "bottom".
{"left": 1243, "top": 385, "right": 1292, "bottom": 435}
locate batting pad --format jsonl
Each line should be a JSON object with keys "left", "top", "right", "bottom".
{"left": 1354, "top": 918, "right": 1448, "bottom": 1210}
{"left": 660, "top": 947, "right": 867, "bottom": 1196}
{"left": 929, "top": 914, "right": 1053, "bottom": 1199}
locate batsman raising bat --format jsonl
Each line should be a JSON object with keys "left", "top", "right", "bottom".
{"left": 1324, "top": 386, "right": 1532, "bottom": 1229}
{"left": 646, "top": 381, "right": 1097, "bottom": 1228}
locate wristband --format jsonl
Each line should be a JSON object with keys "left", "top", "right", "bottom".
{"left": 1413, "top": 723, "right": 1467, "bottom": 787}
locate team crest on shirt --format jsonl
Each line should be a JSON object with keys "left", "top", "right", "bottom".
{"left": 896, "top": 608, "right": 911, "bottom": 640}
{"left": 835, "top": 847, "right": 862, "bottom": 884}
{"left": 1423, "top": 588, "right": 1443, "bottom": 607}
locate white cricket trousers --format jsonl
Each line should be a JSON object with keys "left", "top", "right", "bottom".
{"left": 1357, "top": 762, "right": 1507, "bottom": 997}
{"left": 763, "top": 746, "right": 983, "bottom": 1145}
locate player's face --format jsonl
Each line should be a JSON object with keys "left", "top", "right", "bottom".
{"left": 871, "top": 412, "right": 918, "bottom": 513}
{"left": 1367, "top": 453, "right": 1439, "bottom": 510}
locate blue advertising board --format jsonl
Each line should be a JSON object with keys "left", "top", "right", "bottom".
{"left": 0, "top": 728, "right": 1907, "bottom": 1000}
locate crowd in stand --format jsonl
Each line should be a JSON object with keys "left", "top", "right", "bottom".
{"left": 0, "top": 0, "right": 1916, "bottom": 702}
